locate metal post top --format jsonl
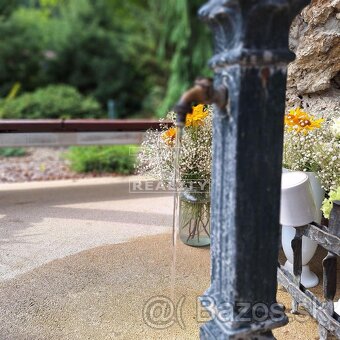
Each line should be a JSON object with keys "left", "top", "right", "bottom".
{"left": 199, "top": 0, "right": 310, "bottom": 67}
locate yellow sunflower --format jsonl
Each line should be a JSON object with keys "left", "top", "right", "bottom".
{"left": 162, "top": 126, "right": 176, "bottom": 145}
{"left": 284, "top": 107, "right": 324, "bottom": 133}
{"left": 185, "top": 104, "right": 208, "bottom": 127}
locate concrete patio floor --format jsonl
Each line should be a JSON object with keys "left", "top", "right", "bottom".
{"left": 0, "top": 177, "right": 335, "bottom": 339}
{"left": 0, "top": 177, "right": 173, "bottom": 280}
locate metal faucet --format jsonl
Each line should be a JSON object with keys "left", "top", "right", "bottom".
{"left": 173, "top": 77, "right": 227, "bottom": 126}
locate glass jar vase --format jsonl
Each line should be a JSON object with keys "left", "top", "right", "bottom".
{"left": 179, "top": 190, "right": 210, "bottom": 247}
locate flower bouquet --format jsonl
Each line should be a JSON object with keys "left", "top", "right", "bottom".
{"left": 283, "top": 107, "right": 340, "bottom": 193}
{"left": 136, "top": 104, "right": 212, "bottom": 246}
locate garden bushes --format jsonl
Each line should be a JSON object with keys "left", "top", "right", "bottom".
{"left": 0, "top": 147, "right": 27, "bottom": 157}
{"left": 65, "top": 146, "right": 138, "bottom": 174}
{"left": 0, "top": 85, "right": 103, "bottom": 119}
{"left": 0, "top": 0, "right": 212, "bottom": 118}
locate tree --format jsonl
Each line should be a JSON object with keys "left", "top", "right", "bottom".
{"left": 0, "top": 0, "right": 213, "bottom": 117}
{"left": 157, "top": 0, "right": 213, "bottom": 115}
{"left": 49, "top": 25, "right": 148, "bottom": 117}
{"left": 115, "top": 0, "right": 213, "bottom": 116}
{"left": 0, "top": 1, "right": 21, "bottom": 19}
{"left": 0, "top": 17, "right": 45, "bottom": 97}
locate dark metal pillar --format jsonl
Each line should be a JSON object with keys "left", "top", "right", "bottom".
{"left": 199, "top": 1, "right": 310, "bottom": 338}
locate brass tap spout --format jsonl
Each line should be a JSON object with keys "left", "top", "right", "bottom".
{"left": 174, "top": 77, "right": 214, "bottom": 126}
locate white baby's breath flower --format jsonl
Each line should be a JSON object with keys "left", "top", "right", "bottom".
{"left": 284, "top": 108, "right": 340, "bottom": 192}
{"left": 136, "top": 106, "right": 213, "bottom": 188}
{"left": 331, "top": 117, "right": 340, "bottom": 139}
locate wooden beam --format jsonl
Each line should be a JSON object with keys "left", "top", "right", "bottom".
{"left": 0, "top": 132, "right": 145, "bottom": 147}
{"left": 0, "top": 119, "right": 171, "bottom": 133}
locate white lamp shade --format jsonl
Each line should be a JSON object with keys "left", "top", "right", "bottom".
{"left": 280, "top": 172, "right": 317, "bottom": 226}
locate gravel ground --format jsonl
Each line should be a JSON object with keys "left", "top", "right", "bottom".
{"left": 0, "top": 147, "right": 117, "bottom": 183}
{"left": 0, "top": 233, "right": 330, "bottom": 339}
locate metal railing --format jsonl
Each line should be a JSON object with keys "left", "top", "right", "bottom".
{"left": 0, "top": 119, "right": 171, "bottom": 146}
{"left": 278, "top": 202, "right": 340, "bottom": 339}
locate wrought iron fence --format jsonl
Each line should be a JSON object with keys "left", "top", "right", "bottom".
{"left": 278, "top": 202, "right": 340, "bottom": 339}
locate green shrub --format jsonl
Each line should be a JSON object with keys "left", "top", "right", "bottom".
{"left": 65, "top": 145, "right": 138, "bottom": 174}
{"left": 0, "top": 147, "right": 27, "bottom": 157}
{"left": 0, "top": 85, "right": 103, "bottom": 119}
{"left": 49, "top": 24, "right": 148, "bottom": 118}
{"left": 0, "top": 15, "right": 45, "bottom": 97}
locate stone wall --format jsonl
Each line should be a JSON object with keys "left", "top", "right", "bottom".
{"left": 286, "top": 0, "right": 340, "bottom": 116}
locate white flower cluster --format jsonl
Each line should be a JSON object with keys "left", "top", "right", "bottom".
{"left": 313, "top": 139, "right": 340, "bottom": 191}
{"left": 331, "top": 117, "right": 340, "bottom": 139}
{"left": 135, "top": 128, "right": 175, "bottom": 182}
{"left": 136, "top": 107, "right": 212, "bottom": 187}
{"left": 283, "top": 110, "right": 340, "bottom": 192}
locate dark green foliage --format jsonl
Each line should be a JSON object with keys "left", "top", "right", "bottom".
{"left": 65, "top": 145, "right": 138, "bottom": 174}
{"left": 0, "top": 147, "right": 27, "bottom": 157}
{"left": 49, "top": 25, "right": 147, "bottom": 118}
{"left": 0, "top": 16, "right": 46, "bottom": 97}
{"left": 0, "top": 0, "right": 213, "bottom": 118}
{"left": 154, "top": 0, "right": 213, "bottom": 115}
{"left": 0, "top": 1, "right": 21, "bottom": 18}
{"left": 114, "top": 0, "right": 213, "bottom": 116}
{"left": 0, "top": 85, "right": 103, "bottom": 119}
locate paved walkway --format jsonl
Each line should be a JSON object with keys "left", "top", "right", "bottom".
{"left": 0, "top": 177, "right": 330, "bottom": 339}
{"left": 0, "top": 177, "right": 172, "bottom": 280}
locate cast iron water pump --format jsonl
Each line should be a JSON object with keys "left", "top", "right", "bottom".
{"left": 174, "top": 1, "right": 311, "bottom": 339}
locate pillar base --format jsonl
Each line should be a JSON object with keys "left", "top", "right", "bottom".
{"left": 199, "top": 294, "right": 288, "bottom": 340}
{"left": 200, "top": 318, "right": 288, "bottom": 340}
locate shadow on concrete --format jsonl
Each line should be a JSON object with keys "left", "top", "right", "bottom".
{"left": 0, "top": 180, "right": 172, "bottom": 259}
